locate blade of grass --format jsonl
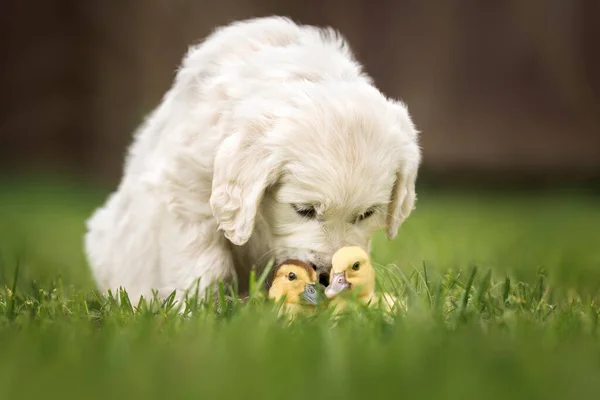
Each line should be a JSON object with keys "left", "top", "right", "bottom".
{"left": 7, "top": 258, "right": 20, "bottom": 320}
{"left": 249, "top": 259, "right": 274, "bottom": 299}
{"left": 476, "top": 269, "right": 492, "bottom": 311}
{"left": 460, "top": 265, "right": 478, "bottom": 315}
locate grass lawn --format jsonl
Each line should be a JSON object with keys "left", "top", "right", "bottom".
{"left": 1, "top": 179, "right": 600, "bottom": 400}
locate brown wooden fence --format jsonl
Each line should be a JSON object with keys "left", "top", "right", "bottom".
{"left": 2, "top": 0, "right": 599, "bottom": 184}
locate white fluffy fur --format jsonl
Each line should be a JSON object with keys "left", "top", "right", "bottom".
{"left": 84, "top": 16, "right": 421, "bottom": 303}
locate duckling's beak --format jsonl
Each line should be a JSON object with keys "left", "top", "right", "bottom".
{"left": 301, "top": 284, "right": 318, "bottom": 305}
{"left": 324, "top": 272, "right": 350, "bottom": 299}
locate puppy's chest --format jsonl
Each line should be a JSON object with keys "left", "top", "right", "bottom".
{"left": 229, "top": 226, "right": 272, "bottom": 285}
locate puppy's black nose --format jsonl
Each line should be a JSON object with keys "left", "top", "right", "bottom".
{"left": 319, "top": 272, "right": 330, "bottom": 286}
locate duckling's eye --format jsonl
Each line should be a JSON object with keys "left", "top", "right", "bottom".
{"left": 288, "top": 272, "right": 297, "bottom": 281}
{"left": 352, "top": 262, "right": 360, "bottom": 271}
{"left": 292, "top": 204, "right": 317, "bottom": 219}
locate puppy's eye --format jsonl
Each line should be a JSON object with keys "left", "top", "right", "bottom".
{"left": 288, "top": 272, "right": 297, "bottom": 281}
{"left": 357, "top": 208, "right": 376, "bottom": 222}
{"left": 293, "top": 204, "right": 317, "bottom": 219}
{"left": 352, "top": 262, "right": 360, "bottom": 271}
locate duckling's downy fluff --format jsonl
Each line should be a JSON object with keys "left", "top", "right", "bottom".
{"left": 268, "top": 260, "right": 319, "bottom": 316}
{"left": 325, "top": 246, "right": 401, "bottom": 313}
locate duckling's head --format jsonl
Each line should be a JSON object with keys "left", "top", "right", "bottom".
{"left": 325, "top": 246, "right": 375, "bottom": 299}
{"left": 268, "top": 260, "right": 319, "bottom": 306}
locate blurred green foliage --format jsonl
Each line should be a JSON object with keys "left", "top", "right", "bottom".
{"left": 1, "top": 179, "right": 599, "bottom": 400}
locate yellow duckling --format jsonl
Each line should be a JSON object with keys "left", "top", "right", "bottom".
{"left": 324, "top": 246, "right": 401, "bottom": 313}
{"left": 268, "top": 260, "right": 319, "bottom": 317}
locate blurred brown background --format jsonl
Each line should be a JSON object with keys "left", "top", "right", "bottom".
{"left": 1, "top": 0, "right": 599, "bottom": 187}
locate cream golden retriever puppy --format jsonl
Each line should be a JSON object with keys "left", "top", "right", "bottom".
{"left": 84, "top": 16, "right": 421, "bottom": 303}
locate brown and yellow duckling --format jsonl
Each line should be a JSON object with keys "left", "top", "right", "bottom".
{"left": 324, "top": 246, "right": 401, "bottom": 313}
{"left": 268, "top": 260, "right": 319, "bottom": 317}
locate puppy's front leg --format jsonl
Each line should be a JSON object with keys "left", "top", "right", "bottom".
{"left": 157, "top": 217, "right": 236, "bottom": 308}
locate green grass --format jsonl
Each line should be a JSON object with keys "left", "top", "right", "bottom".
{"left": 1, "top": 180, "right": 600, "bottom": 400}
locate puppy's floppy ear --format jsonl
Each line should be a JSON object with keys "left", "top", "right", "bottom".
{"left": 210, "top": 124, "right": 281, "bottom": 246}
{"left": 386, "top": 101, "right": 421, "bottom": 240}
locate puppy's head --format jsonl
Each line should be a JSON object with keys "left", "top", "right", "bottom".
{"left": 210, "top": 81, "right": 420, "bottom": 284}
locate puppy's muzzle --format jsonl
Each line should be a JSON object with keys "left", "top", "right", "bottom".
{"left": 307, "top": 262, "right": 331, "bottom": 287}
